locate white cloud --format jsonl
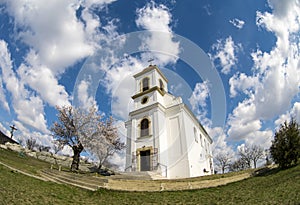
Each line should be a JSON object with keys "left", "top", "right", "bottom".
{"left": 0, "top": 76, "right": 10, "bottom": 112}
{"left": 0, "top": 122, "right": 10, "bottom": 137}
{"left": 244, "top": 130, "right": 273, "bottom": 148}
{"left": 77, "top": 79, "right": 98, "bottom": 111}
{"left": 82, "top": 0, "right": 117, "bottom": 8}
{"left": 18, "top": 51, "right": 70, "bottom": 107}
{"left": 256, "top": 0, "right": 300, "bottom": 56}
{"left": 136, "top": 1, "right": 180, "bottom": 66}
{"left": 189, "top": 81, "right": 210, "bottom": 122}
{"left": 229, "top": 18, "right": 245, "bottom": 29}
{"left": 107, "top": 57, "right": 143, "bottom": 120}
{"left": 211, "top": 36, "right": 240, "bottom": 74}
{"left": 226, "top": 0, "right": 300, "bottom": 145}
{"left": 0, "top": 40, "right": 49, "bottom": 133}
{"left": 275, "top": 102, "right": 300, "bottom": 127}
{"left": 0, "top": 0, "right": 119, "bottom": 135}
{"left": 229, "top": 73, "right": 259, "bottom": 98}
{"left": 96, "top": 2, "right": 181, "bottom": 120}
{"left": 3, "top": 0, "right": 96, "bottom": 73}
{"left": 209, "top": 126, "right": 234, "bottom": 157}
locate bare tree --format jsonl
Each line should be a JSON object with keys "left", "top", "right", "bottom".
{"left": 81, "top": 116, "right": 125, "bottom": 170}
{"left": 238, "top": 144, "right": 252, "bottom": 168}
{"left": 250, "top": 145, "right": 264, "bottom": 168}
{"left": 51, "top": 106, "right": 99, "bottom": 171}
{"left": 238, "top": 144, "right": 265, "bottom": 169}
{"left": 229, "top": 158, "right": 250, "bottom": 172}
{"left": 26, "top": 137, "right": 37, "bottom": 151}
{"left": 215, "top": 153, "right": 232, "bottom": 174}
{"left": 37, "top": 144, "right": 51, "bottom": 152}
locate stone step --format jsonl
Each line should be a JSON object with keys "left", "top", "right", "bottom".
{"left": 110, "top": 171, "right": 153, "bottom": 180}
{"left": 44, "top": 169, "right": 108, "bottom": 184}
{"left": 40, "top": 169, "right": 108, "bottom": 190}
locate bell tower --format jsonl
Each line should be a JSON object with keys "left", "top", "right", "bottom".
{"left": 125, "top": 65, "right": 169, "bottom": 172}
{"left": 131, "top": 64, "right": 168, "bottom": 110}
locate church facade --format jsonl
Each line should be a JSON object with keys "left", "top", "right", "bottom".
{"left": 125, "top": 65, "right": 213, "bottom": 179}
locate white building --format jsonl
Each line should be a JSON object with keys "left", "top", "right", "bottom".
{"left": 125, "top": 65, "right": 213, "bottom": 179}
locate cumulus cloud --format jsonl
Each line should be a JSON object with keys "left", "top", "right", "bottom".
{"left": 209, "top": 126, "right": 234, "bottom": 156}
{"left": 189, "top": 81, "right": 210, "bottom": 122}
{"left": 76, "top": 79, "right": 98, "bottom": 111}
{"left": 0, "top": 122, "right": 10, "bottom": 137}
{"left": 136, "top": 1, "right": 180, "bottom": 66}
{"left": 107, "top": 57, "right": 143, "bottom": 120}
{"left": 0, "top": 0, "right": 120, "bottom": 138}
{"left": 99, "top": 1, "right": 180, "bottom": 120}
{"left": 0, "top": 40, "right": 49, "bottom": 133}
{"left": 226, "top": 0, "right": 300, "bottom": 149}
{"left": 2, "top": 0, "right": 96, "bottom": 73}
{"left": 275, "top": 102, "right": 300, "bottom": 127}
{"left": 18, "top": 51, "right": 70, "bottom": 107}
{"left": 211, "top": 36, "right": 240, "bottom": 74}
{"left": 0, "top": 76, "right": 10, "bottom": 112}
{"left": 229, "top": 73, "right": 259, "bottom": 98}
{"left": 229, "top": 18, "right": 245, "bottom": 29}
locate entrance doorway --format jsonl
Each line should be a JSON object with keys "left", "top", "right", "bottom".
{"left": 140, "top": 150, "right": 151, "bottom": 171}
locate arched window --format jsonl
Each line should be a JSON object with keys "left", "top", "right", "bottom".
{"left": 140, "top": 118, "right": 149, "bottom": 137}
{"left": 159, "top": 79, "right": 164, "bottom": 92}
{"left": 142, "top": 78, "right": 149, "bottom": 92}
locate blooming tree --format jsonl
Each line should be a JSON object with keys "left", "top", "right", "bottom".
{"left": 51, "top": 106, "right": 99, "bottom": 171}
{"left": 81, "top": 116, "right": 125, "bottom": 170}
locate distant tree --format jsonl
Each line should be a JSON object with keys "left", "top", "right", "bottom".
{"left": 26, "top": 137, "right": 37, "bottom": 151}
{"left": 229, "top": 158, "right": 250, "bottom": 172}
{"left": 49, "top": 141, "right": 63, "bottom": 166}
{"left": 270, "top": 118, "right": 300, "bottom": 168}
{"left": 238, "top": 145, "right": 252, "bottom": 168}
{"left": 238, "top": 144, "right": 264, "bottom": 169}
{"left": 81, "top": 116, "right": 125, "bottom": 170}
{"left": 51, "top": 106, "right": 99, "bottom": 171}
{"left": 52, "top": 141, "right": 63, "bottom": 154}
{"left": 37, "top": 144, "right": 51, "bottom": 152}
{"left": 215, "top": 153, "right": 232, "bottom": 174}
{"left": 250, "top": 145, "right": 264, "bottom": 168}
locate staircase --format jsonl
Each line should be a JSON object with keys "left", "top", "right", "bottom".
{"left": 39, "top": 169, "right": 167, "bottom": 191}
{"left": 110, "top": 170, "right": 166, "bottom": 180}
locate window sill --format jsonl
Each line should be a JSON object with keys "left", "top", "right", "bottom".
{"left": 135, "top": 135, "right": 152, "bottom": 142}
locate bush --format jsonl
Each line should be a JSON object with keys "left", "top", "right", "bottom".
{"left": 270, "top": 118, "right": 300, "bottom": 168}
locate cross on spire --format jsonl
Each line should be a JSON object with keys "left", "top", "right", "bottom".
{"left": 148, "top": 58, "right": 154, "bottom": 65}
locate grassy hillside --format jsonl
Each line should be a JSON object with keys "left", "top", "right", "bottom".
{"left": 0, "top": 148, "right": 299, "bottom": 204}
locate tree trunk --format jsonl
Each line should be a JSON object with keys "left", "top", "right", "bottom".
{"left": 98, "top": 163, "right": 102, "bottom": 170}
{"left": 71, "top": 143, "right": 84, "bottom": 171}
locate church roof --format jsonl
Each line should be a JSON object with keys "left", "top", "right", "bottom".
{"left": 133, "top": 65, "right": 168, "bottom": 83}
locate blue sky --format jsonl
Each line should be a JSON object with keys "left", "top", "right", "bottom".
{"left": 0, "top": 0, "right": 299, "bottom": 167}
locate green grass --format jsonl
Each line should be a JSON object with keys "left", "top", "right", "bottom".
{"left": 0, "top": 147, "right": 51, "bottom": 174}
{"left": 1, "top": 148, "right": 300, "bottom": 205}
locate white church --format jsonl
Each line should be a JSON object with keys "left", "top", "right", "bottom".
{"left": 125, "top": 65, "right": 214, "bottom": 179}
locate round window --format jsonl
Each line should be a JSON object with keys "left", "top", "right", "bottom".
{"left": 141, "top": 96, "right": 149, "bottom": 104}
